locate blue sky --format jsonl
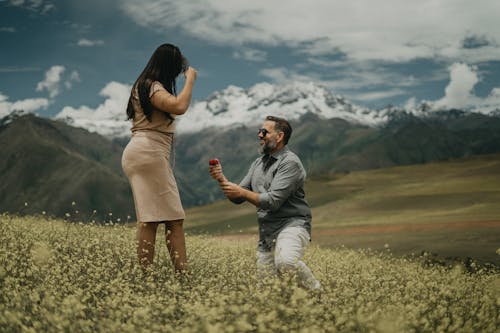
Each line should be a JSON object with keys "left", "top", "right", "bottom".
{"left": 1, "top": 0, "right": 500, "bottom": 119}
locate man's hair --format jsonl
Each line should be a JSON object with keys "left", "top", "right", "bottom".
{"left": 266, "top": 115, "right": 292, "bottom": 145}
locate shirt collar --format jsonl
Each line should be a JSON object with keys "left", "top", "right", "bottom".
{"left": 270, "top": 145, "right": 289, "bottom": 159}
{"left": 261, "top": 146, "right": 289, "bottom": 165}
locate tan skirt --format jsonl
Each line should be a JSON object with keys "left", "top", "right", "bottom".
{"left": 121, "top": 131, "right": 185, "bottom": 222}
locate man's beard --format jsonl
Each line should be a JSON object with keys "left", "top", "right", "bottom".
{"left": 259, "top": 138, "right": 277, "bottom": 155}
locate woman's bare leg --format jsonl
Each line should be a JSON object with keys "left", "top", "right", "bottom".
{"left": 165, "top": 220, "right": 188, "bottom": 273}
{"left": 137, "top": 221, "right": 160, "bottom": 268}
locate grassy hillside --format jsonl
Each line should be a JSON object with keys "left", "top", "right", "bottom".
{"left": 0, "top": 114, "right": 135, "bottom": 222}
{"left": 311, "top": 153, "right": 500, "bottom": 227}
{"left": 1, "top": 214, "right": 498, "bottom": 332}
{"left": 185, "top": 153, "right": 500, "bottom": 264}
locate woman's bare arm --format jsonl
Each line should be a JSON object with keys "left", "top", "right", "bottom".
{"left": 150, "top": 67, "right": 197, "bottom": 115}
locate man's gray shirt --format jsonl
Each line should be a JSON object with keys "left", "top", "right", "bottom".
{"left": 231, "top": 146, "right": 312, "bottom": 252}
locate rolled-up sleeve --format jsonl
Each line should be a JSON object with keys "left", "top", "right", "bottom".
{"left": 258, "top": 159, "right": 302, "bottom": 211}
{"left": 230, "top": 160, "right": 256, "bottom": 204}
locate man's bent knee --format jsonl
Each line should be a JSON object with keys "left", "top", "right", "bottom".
{"left": 274, "top": 255, "right": 299, "bottom": 273}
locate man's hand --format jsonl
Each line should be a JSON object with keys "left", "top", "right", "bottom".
{"left": 220, "top": 181, "right": 243, "bottom": 200}
{"left": 209, "top": 159, "right": 227, "bottom": 183}
{"left": 218, "top": 181, "right": 260, "bottom": 207}
{"left": 210, "top": 161, "right": 260, "bottom": 207}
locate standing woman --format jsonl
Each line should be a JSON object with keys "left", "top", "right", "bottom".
{"left": 122, "top": 43, "right": 196, "bottom": 272}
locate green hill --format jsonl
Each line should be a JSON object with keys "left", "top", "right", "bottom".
{"left": 0, "top": 114, "right": 135, "bottom": 222}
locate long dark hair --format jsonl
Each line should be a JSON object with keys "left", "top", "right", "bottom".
{"left": 126, "top": 43, "right": 187, "bottom": 121}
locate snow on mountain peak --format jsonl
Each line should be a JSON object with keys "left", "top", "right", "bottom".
{"left": 11, "top": 80, "right": 495, "bottom": 139}
{"left": 176, "top": 81, "right": 373, "bottom": 133}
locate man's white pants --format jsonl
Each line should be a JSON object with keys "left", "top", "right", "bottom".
{"left": 257, "top": 226, "right": 321, "bottom": 290}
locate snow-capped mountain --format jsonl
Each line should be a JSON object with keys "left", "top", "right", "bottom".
{"left": 55, "top": 81, "right": 387, "bottom": 138}
{"left": 55, "top": 111, "right": 131, "bottom": 139}
{"left": 178, "top": 81, "right": 499, "bottom": 133}
{"left": 0, "top": 109, "right": 33, "bottom": 127}
{"left": 176, "top": 82, "right": 376, "bottom": 133}
{"left": 8, "top": 81, "right": 499, "bottom": 139}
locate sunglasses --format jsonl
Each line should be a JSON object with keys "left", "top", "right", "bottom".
{"left": 258, "top": 128, "right": 269, "bottom": 137}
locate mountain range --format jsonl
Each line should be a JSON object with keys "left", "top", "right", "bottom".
{"left": 2, "top": 82, "right": 500, "bottom": 221}
{"left": 55, "top": 81, "right": 500, "bottom": 137}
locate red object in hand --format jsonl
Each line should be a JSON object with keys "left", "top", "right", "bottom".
{"left": 209, "top": 158, "right": 220, "bottom": 166}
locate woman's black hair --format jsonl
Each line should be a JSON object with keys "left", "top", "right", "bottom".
{"left": 126, "top": 43, "right": 187, "bottom": 121}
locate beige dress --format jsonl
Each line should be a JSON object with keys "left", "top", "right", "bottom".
{"left": 121, "top": 82, "right": 185, "bottom": 222}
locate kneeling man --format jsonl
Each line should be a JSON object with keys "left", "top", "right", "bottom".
{"left": 209, "top": 115, "right": 321, "bottom": 290}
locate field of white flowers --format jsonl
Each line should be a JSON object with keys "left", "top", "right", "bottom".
{"left": 1, "top": 214, "right": 498, "bottom": 333}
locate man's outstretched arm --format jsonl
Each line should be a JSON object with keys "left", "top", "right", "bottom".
{"left": 209, "top": 159, "right": 256, "bottom": 205}
{"left": 220, "top": 182, "right": 260, "bottom": 207}
{"left": 220, "top": 159, "right": 303, "bottom": 210}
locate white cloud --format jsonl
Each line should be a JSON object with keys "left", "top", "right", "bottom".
{"left": 10, "top": 98, "right": 49, "bottom": 112}
{"left": 259, "top": 67, "right": 317, "bottom": 84}
{"left": 233, "top": 48, "right": 267, "bottom": 62}
{"left": 261, "top": 62, "right": 500, "bottom": 109}
{"left": 258, "top": 66, "right": 358, "bottom": 97}
{"left": 120, "top": 0, "right": 500, "bottom": 63}
{"left": 55, "top": 82, "right": 132, "bottom": 137}
{"left": 0, "top": 92, "right": 49, "bottom": 118}
{"left": 351, "top": 89, "right": 407, "bottom": 102}
{"left": 434, "top": 63, "right": 479, "bottom": 109}
{"left": 77, "top": 39, "right": 105, "bottom": 47}
{"left": 404, "top": 97, "right": 417, "bottom": 111}
{"left": 36, "top": 65, "right": 65, "bottom": 98}
{"left": 56, "top": 81, "right": 130, "bottom": 121}
{"left": 64, "top": 70, "right": 81, "bottom": 89}
{"left": 36, "top": 66, "right": 80, "bottom": 98}
{"left": 258, "top": 64, "right": 417, "bottom": 102}
{"left": 430, "top": 62, "right": 500, "bottom": 112}
{"left": 5, "top": 0, "right": 55, "bottom": 14}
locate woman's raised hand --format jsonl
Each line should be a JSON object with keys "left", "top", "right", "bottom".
{"left": 184, "top": 66, "right": 197, "bottom": 81}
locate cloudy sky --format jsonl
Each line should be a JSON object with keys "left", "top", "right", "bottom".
{"left": 1, "top": 0, "right": 500, "bottom": 119}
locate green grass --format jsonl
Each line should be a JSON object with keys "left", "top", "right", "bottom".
{"left": 1, "top": 214, "right": 499, "bottom": 332}
{"left": 310, "top": 154, "right": 500, "bottom": 227}
{"left": 185, "top": 154, "right": 500, "bottom": 264}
